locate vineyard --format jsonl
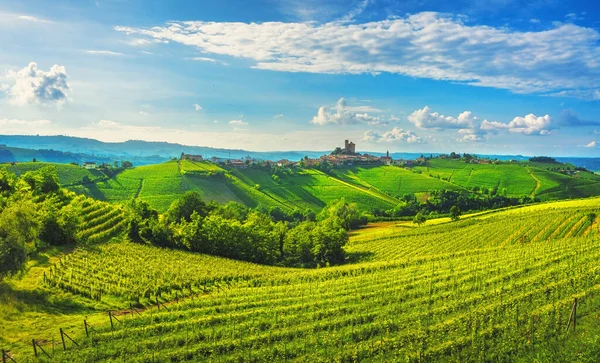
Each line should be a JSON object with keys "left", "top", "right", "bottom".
{"left": 61, "top": 158, "right": 600, "bottom": 213}
{"left": 10, "top": 198, "right": 596, "bottom": 362}
{"left": 70, "top": 196, "right": 127, "bottom": 244}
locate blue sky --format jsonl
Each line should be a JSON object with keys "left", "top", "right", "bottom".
{"left": 0, "top": 0, "right": 599, "bottom": 156}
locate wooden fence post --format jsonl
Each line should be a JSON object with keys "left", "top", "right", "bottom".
{"left": 32, "top": 339, "right": 37, "bottom": 357}
{"left": 573, "top": 298, "right": 578, "bottom": 331}
{"left": 109, "top": 311, "right": 114, "bottom": 330}
{"left": 60, "top": 328, "right": 67, "bottom": 351}
{"left": 84, "top": 320, "right": 89, "bottom": 337}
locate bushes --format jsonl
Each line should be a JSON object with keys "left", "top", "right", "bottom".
{"left": 126, "top": 194, "right": 359, "bottom": 267}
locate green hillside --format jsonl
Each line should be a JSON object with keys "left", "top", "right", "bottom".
{"left": 1, "top": 162, "right": 107, "bottom": 186}
{"left": 3, "top": 198, "right": 599, "bottom": 362}
{"left": 6, "top": 158, "right": 600, "bottom": 214}
{"left": 414, "top": 158, "right": 600, "bottom": 199}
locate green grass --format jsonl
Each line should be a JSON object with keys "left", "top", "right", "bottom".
{"left": 3, "top": 198, "right": 599, "bottom": 361}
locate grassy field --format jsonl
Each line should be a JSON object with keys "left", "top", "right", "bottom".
{"left": 2, "top": 198, "right": 599, "bottom": 362}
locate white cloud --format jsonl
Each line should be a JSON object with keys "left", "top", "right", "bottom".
{"left": 190, "top": 57, "right": 217, "bottom": 63}
{"left": 4, "top": 62, "right": 70, "bottom": 106}
{"left": 0, "top": 118, "right": 51, "bottom": 126}
{"left": 362, "top": 128, "right": 423, "bottom": 143}
{"left": 138, "top": 110, "right": 150, "bottom": 116}
{"left": 229, "top": 120, "right": 248, "bottom": 125}
{"left": 408, "top": 106, "right": 475, "bottom": 129}
{"left": 481, "top": 114, "right": 552, "bottom": 135}
{"left": 85, "top": 50, "right": 125, "bottom": 56}
{"left": 311, "top": 98, "right": 381, "bottom": 126}
{"left": 115, "top": 12, "right": 600, "bottom": 97}
{"left": 97, "top": 120, "right": 121, "bottom": 127}
{"left": 17, "top": 15, "right": 51, "bottom": 23}
{"left": 458, "top": 128, "right": 485, "bottom": 142}
{"left": 193, "top": 103, "right": 203, "bottom": 111}
{"left": 529, "top": 18, "right": 540, "bottom": 24}
{"left": 585, "top": 141, "right": 597, "bottom": 148}
{"left": 274, "top": 114, "right": 284, "bottom": 119}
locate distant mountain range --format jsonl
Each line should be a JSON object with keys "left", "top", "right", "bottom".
{"left": 0, "top": 134, "right": 599, "bottom": 171}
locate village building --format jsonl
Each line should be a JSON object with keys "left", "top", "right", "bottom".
{"left": 229, "top": 159, "right": 248, "bottom": 168}
{"left": 181, "top": 153, "right": 203, "bottom": 162}
{"left": 380, "top": 150, "right": 393, "bottom": 165}
{"left": 277, "top": 159, "right": 291, "bottom": 167}
{"left": 83, "top": 161, "right": 97, "bottom": 169}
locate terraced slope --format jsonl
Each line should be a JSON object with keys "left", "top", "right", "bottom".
{"left": 71, "top": 196, "right": 127, "bottom": 244}
{"left": 36, "top": 198, "right": 600, "bottom": 362}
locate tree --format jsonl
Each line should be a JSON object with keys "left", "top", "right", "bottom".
{"left": 22, "top": 167, "right": 60, "bottom": 195}
{"left": 318, "top": 198, "right": 367, "bottom": 231}
{"left": 122, "top": 161, "right": 133, "bottom": 168}
{"left": 450, "top": 205, "right": 462, "bottom": 221}
{"left": 165, "top": 191, "right": 210, "bottom": 223}
{"left": 413, "top": 212, "right": 426, "bottom": 226}
{"left": 588, "top": 212, "right": 597, "bottom": 225}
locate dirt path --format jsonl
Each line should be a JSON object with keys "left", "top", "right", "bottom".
{"left": 527, "top": 167, "right": 542, "bottom": 198}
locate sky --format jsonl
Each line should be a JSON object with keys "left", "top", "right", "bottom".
{"left": 0, "top": 0, "right": 599, "bottom": 156}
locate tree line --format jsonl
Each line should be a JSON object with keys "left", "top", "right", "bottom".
{"left": 126, "top": 192, "right": 366, "bottom": 268}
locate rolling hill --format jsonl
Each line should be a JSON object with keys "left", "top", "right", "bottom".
{"left": 5, "top": 158, "right": 600, "bottom": 213}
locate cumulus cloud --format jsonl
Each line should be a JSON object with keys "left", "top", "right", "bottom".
{"left": 229, "top": 120, "right": 248, "bottom": 125}
{"left": 311, "top": 98, "right": 382, "bottom": 126}
{"left": 4, "top": 62, "right": 70, "bottom": 106}
{"left": 362, "top": 128, "right": 423, "bottom": 143}
{"left": 585, "top": 141, "right": 597, "bottom": 148}
{"left": 481, "top": 114, "right": 552, "bottom": 135}
{"left": 408, "top": 106, "right": 476, "bottom": 129}
{"left": 193, "top": 103, "right": 203, "bottom": 111}
{"left": 115, "top": 12, "right": 600, "bottom": 97}
{"left": 458, "top": 128, "right": 485, "bottom": 142}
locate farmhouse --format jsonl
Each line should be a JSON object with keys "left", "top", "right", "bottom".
{"left": 277, "top": 159, "right": 291, "bottom": 167}
{"left": 83, "top": 162, "right": 96, "bottom": 169}
{"left": 229, "top": 159, "right": 248, "bottom": 168}
{"left": 181, "top": 153, "right": 203, "bottom": 162}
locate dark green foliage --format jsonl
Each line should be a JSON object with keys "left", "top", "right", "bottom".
{"left": 165, "top": 191, "right": 212, "bottom": 223}
{"left": 126, "top": 193, "right": 359, "bottom": 267}
{"left": 530, "top": 156, "right": 557, "bottom": 163}
{"left": 318, "top": 198, "right": 367, "bottom": 230}
{"left": 413, "top": 212, "right": 426, "bottom": 226}
{"left": 450, "top": 205, "right": 462, "bottom": 221}
{"left": 22, "top": 166, "right": 60, "bottom": 195}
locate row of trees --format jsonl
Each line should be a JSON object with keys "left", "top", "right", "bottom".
{"left": 372, "top": 189, "right": 535, "bottom": 219}
{"left": 126, "top": 193, "right": 366, "bottom": 267}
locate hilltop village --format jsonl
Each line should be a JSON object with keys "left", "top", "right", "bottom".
{"left": 182, "top": 140, "right": 423, "bottom": 169}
